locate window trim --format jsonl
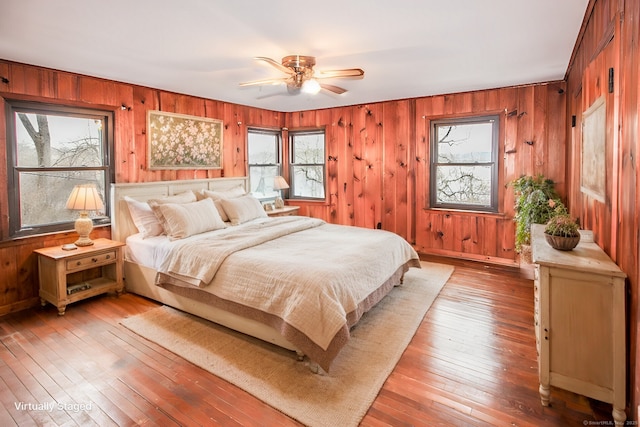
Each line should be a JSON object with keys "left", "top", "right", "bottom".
{"left": 5, "top": 100, "right": 114, "bottom": 239}
{"left": 288, "top": 128, "right": 326, "bottom": 201}
{"left": 429, "top": 114, "right": 499, "bottom": 212}
{"left": 246, "top": 127, "right": 282, "bottom": 201}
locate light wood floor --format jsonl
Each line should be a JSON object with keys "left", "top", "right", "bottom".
{"left": 0, "top": 257, "right": 615, "bottom": 426}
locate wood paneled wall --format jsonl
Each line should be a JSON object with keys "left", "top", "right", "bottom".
{"left": 288, "top": 83, "right": 567, "bottom": 265}
{"left": 2, "top": 1, "right": 640, "bottom": 420}
{"left": 565, "top": 0, "right": 640, "bottom": 418}
{"left": 0, "top": 60, "right": 284, "bottom": 316}
{"left": 0, "top": 59, "right": 567, "bottom": 315}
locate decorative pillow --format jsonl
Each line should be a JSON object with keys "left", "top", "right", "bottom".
{"left": 198, "top": 185, "right": 246, "bottom": 222}
{"left": 156, "top": 198, "right": 226, "bottom": 240}
{"left": 220, "top": 195, "right": 268, "bottom": 225}
{"left": 123, "top": 196, "right": 164, "bottom": 238}
{"left": 147, "top": 190, "right": 198, "bottom": 232}
{"left": 199, "top": 185, "right": 246, "bottom": 201}
{"left": 148, "top": 190, "right": 197, "bottom": 206}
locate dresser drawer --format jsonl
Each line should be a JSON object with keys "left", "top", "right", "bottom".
{"left": 66, "top": 251, "right": 117, "bottom": 271}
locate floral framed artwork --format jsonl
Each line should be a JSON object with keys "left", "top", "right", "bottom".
{"left": 147, "top": 110, "right": 223, "bottom": 170}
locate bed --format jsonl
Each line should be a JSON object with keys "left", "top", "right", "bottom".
{"left": 111, "top": 177, "right": 421, "bottom": 372}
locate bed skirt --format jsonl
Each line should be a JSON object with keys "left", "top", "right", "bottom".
{"left": 155, "top": 260, "right": 417, "bottom": 371}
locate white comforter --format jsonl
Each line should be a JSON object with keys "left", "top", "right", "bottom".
{"left": 154, "top": 216, "right": 421, "bottom": 370}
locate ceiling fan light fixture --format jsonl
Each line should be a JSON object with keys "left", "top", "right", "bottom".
{"left": 301, "top": 79, "right": 321, "bottom": 94}
{"left": 242, "top": 55, "right": 362, "bottom": 96}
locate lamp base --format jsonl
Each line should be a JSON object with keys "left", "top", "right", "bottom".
{"left": 74, "top": 212, "right": 94, "bottom": 246}
{"left": 74, "top": 237, "right": 95, "bottom": 247}
{"left": 274, "top": 196, "right": 285, "bottom": 209}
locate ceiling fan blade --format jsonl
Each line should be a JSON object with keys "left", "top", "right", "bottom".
{"left": 254, "top": 57, "right": 295, "bottom": 75}
{"left": 315, "top": 68, "right": 364, "bottom": 79}
{"left": 319, "top": 83, "right": 347, "bottom": 95}
{"left": 239, "top": 77, "right": 289, "bottom": 87}
{"left": 242, "top": 55, "right": 363, "bottom": 96}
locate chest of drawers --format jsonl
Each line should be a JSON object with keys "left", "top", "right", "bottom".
{"left": 531, "top": 224, "right": 626, "bottom": 424}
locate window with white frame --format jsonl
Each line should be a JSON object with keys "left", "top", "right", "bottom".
{"left": 289, "top": 129, "right": 325, "bottom": 200}
{"left": 430, "top": 115, "right": 499, "bottom": 212}
{"left": 247, "top": 128, "right": 281, "bottom": 201}
{"left": 6, "top": 100, "right": 113, "bottom": 238}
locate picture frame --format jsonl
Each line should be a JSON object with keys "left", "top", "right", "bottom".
{"left": 580, "top": 96, "right": 606, "bottom": 202}
{"left": 147, "top": 110, "right": 223, "bottom": 170}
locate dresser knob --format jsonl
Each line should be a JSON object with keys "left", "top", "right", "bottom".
{"left": 105, "top": 255, "right": 110, "bottom": 259}
{"left": 92, "top": 258, "right": 98, "bottom": 263}
{"left": 76, "top": 261, "right": 81, "bottom": 266}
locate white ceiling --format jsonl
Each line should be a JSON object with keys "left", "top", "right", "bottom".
{"left": 0, "top": 0, "right": 588, "bottom": 113}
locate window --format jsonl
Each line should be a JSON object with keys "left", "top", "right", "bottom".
{"left": 247, "top": 128, "right": 281, "bottom": 200}
{"left": 289, "top": 129, "right": 325, "bottom": 200}
{"left": 6, "top": 101, "right": 113, "bottom": 238}
{"left": 430, "top": 115, "right": 499, "bottom": 212}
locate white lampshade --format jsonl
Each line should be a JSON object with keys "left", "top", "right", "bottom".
{"left": 273, "top": 176, "right": 290, "bottom": 191}
{"left": 66, "top": 184, "right": 104, "bottom": 246}
{"left": 273, "top": 176, "right": 289, "bottom": 209}
{"left": 66, "top": 184, "right": 104, "bottom": 211}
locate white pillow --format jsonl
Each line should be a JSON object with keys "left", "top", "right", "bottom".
{"left": 147, "top": 190, "right": 197, "bottom": 206}
{"left": 220, "top": 195, "right": 268, "bottom": 225}
{"left": 199, "top": 185, "right": 246, "bottom": 201}
{"left": 148, "top": 190, "right": 198, "bottom": 232}
{"left": 156, "top": 198, "right": 226, "bottom": 240}
{"left": 123, "top": 196, "right": 164, "bottom": 238}
{"left": 198, "top": 185, "right": 246, "bottom": 222}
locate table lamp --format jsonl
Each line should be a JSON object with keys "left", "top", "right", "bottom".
{"left": 273, "top": 176, "right": 290, "bottom": 209}
{"left": 66, "top": 184, "right": 104, "bottom": 246}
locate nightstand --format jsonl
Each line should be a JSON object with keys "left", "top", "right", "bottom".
{"left": 267, "top": 205, "right": 300, "bottom": 217}
{"left": 34, "top": 238, "right": 125, "bottom": 315}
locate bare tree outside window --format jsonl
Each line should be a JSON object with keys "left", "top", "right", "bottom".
{"left": 247, "top": 129, "right": 280, "bottom": 200}
{"left": 290, "top": 130, "right": 325, "bottom": 199}
{"left": 7, "top": 101, "right": 112, "bottom": 238}
{"left": 431, "top": 116, "right": 498, "bottom": 211}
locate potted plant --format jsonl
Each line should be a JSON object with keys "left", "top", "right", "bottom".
{"left": 511, "top": 175, "right": 564, "bottom": 255}
{"left": 544, "top": 209, "right": 581, "bottom": 251}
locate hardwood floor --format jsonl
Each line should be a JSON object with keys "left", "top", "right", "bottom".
{"left": 0, "top": 257, "right": 615, "bottom": 426}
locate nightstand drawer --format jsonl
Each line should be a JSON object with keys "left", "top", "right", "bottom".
{"left": 66, "top": 251, "right": 117, "bottom": 271}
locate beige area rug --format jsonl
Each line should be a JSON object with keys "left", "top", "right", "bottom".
{"left": 121, "top": 261, "right": 453, "bottom": 427}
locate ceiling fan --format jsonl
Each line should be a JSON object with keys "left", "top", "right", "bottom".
{"left": 239, "top": 55, "right": 364, "bottom": 95}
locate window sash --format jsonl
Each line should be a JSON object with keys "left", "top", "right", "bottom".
{"left": 247, "top": 128, "right": 281, "bottom": 200}
{"left": 6, "top": 101, "right": 113, "bottom": 238}
{"left": 430, "top": 115, "right": 499, "bottom": 212}
{"left": 289, "top": 130, "right": 326, "bottom": 200}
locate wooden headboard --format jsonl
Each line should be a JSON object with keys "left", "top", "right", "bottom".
{"left": 110, "top": 177, "right": 248, "bottom": 243}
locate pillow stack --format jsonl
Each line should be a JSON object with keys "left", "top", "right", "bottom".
{"left": 197, "top": 185, "right": 267, "bottom": 224}
{"left": 125, "top": 190, "right": 226, "bottom": 240}
{"left": 197, "top": 184, "right": 245, "bottom": 221}
{"left": 154, "top": 197, "right": 226, "bottom": 240}
{"left": 124, "top": 185, "right": 269, "bottom": 240}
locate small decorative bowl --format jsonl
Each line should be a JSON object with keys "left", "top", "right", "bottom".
{"left": 544, "top": 233, "right": 581, "bottom": 251}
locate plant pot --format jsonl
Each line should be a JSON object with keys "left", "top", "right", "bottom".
{"left": 544, "top": 233, "right": 580, "bottom": 251}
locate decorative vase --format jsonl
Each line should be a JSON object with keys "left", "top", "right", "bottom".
{"left": 544, "top": 233, "right": 580, "bottom": 251}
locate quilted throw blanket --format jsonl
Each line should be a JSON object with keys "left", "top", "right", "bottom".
{"left": 155, "top": 216, "right": 421, "bottom": 371}
{"left": 157, "top": 216, "right": 326, "bottom": 288}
